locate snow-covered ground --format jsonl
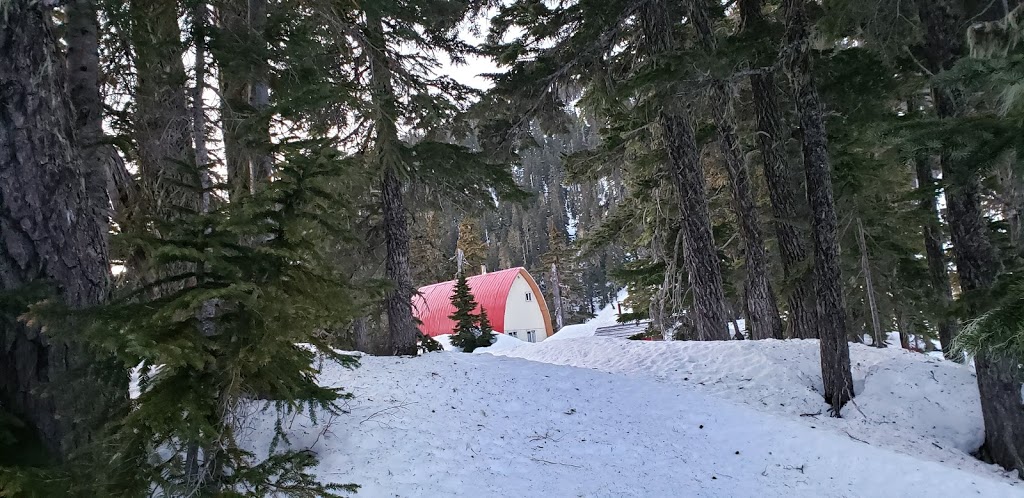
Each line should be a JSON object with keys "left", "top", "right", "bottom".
{"left": 434, "top": 332, "right": 530, "bottom": 353}
{"left": 239, "top": 338, "right": 1022, "bottom": 497}
{"left": 545, "top": 289, "right": 628, "bottom": 341}
{"left": 491, "top": 337, "right": 1011, "bottom": 480}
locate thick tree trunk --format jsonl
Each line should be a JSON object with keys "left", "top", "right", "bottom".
{"left": 914, "top": 157, "right": 958, "bottom": 359}
{"left": 856, "top": 218, "right": 884, "bottom": 347}
{"left": 659, "top": 112, "right": 730, "bottom": 341}
{"left": 750, "top": 73, "right": 818, "bottom": 340}
{"left": 918, "top": 0, "right": 1021, "bottom": 475}
{"left": 130, "top": 0, "right": 199, "bottom": 212}
{"left": 710, "top": 81, "right": 784, "bottom": 340}
{"left": 0, "top": 0, "right": 123, "bottom": 458}
{"left": 739, "top": 0, "right": 816, "bottom": 340}
{"left": 896, "top": 310, "right": 912, "bottom": 350}
{"left": 381, "top": 168, "right": 417, "bottom": 355}
{"left": 366, "top": 8, "right": 418, "bottom": 355}
{"left": 642, "top": 0, "right": 729, "bottom": 341}
{"left": 687, "top": 0, "right": 783, "bottom": 340}
{"left": 353, "top": 316, "right": 372, "bottom": 354}
{"left": 66, "top": 0, "right": 121, "bottom": 214}
{"left": 784, "top": 0, "right": 854, "bottom": 415}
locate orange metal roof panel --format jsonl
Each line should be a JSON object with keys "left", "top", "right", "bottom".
{"left": 412, "top": 267, "right": 523, "bottom": 337}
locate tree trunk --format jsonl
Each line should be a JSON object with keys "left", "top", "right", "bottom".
{"left": 750, "top": 73, "right": 818, "bottom": 340}
{"left": 366, "top": 7, "right": 418, "bottom": 355}
{"left": 687, "top": 0, "right": 783, "bottom": 341}
{"left": 353, "top": 316, "right": 371, "bottom": 354}
{"left": 193, "top": 2, "right": 212, "bottom": 214}
{"left": 66, "top": 0, "right": 121, "bottom": 214}
{"left": 216, "top": 0, "right": 253, "bottom": 201}
{"left": 710, "top": 81, "right": 785, "bottom": 340}
{"left": 551, "top": 262, "right": 565, "bottom": 331}
{"left": 918, "top": 0, "right": 1021, "bottom": 475}
{"left": 0, "top": 0, "right": 123, "bottom": 458}
{"left": 247, "top": 0, "right": 272, "bottom": 190}
{"left": 382, "top": 168, "right": 417, "bottom": 355}
{"left": 914, "top": 156, "right": 958, "bottom": 359}
{"left": 130, "top": 0, "right": 199, "bottom": 212}
{"left": 739, "top": 0, "right": 816, "bottom": 340}
{"left": 784, "top": 0, "right": 854, "bottom": 415}
{"left": 896, "top": 310, "right": 912, "bottom": 350}
{"left": 856, "top": 218, "right": 884, "bottom": 347}
{"left": 660, "top": 112, "right": 730, "bottom": 342}
{"left": 642, "top": 0, "right": 729, "bottom": 341}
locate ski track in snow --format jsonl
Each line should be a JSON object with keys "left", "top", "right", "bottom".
{"left": 239, "top": 343, "right": 1023, "bottom": 497}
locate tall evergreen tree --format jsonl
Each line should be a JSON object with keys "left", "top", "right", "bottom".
{"left": 782, "top": 0, "right": 854, "bottom": 414}
{"left": 448, "top": 269, "right": 482, "bottom": 352}
{"left": 688, "top": 0, "right": 784, "bottom": 341}
{"left": 640, "top": 0, "right": 730, "bottom": 341}
{"left": 922, "top": 0, "right": 1024, "bottom": 475}
{"left": 739, "top": 0, "right": 818, "bottom": 340}
{"left": 0, "top": 0, "right": 125, "bottom": 459}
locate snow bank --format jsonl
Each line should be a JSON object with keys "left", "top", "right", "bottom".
{"left": 434, "top": 332, "right": 534, "bottom": 353}
{"left": 240, "top": 351, "right": 1021, "bottom": 497}
{"left": 490, "top": 337, "right": 1010, "bottom": 480}
{"left": 545, "top": 289, "right": 627, "bottom": 341}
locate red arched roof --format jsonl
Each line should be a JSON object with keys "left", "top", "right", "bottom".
{"left": 413, "top": 267, "right": 545, "bottom": 337}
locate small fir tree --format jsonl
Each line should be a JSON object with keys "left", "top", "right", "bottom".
{"left": 448, "top": 270, "right": 482, "bottom": 352}
{"left": 476, "top": 307, "right": 496, "bottom": 349}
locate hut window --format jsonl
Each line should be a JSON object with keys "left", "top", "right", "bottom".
{"left": 525, "top": 292, "right": 532, "bottom": 302}
{"left": 508, "top": 331, "right": 518, "bottom": 338}
{"left": 527, "top": 330, "right": 536, "bottom": 342}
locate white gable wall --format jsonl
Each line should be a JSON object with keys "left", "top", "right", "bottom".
{"left": 502, "top": 274, "right": 548, "bottom": 342}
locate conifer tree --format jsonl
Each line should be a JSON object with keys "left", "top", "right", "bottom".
{"left": 0, "top": 0, "right": 126, "bottom": 462}
{"left": 457, "top": 218, "right": 489, "bottom": 275}
{"left": 477, "top": 307, "right": 496, "bottom": 349}
{"left": 687, "top": 0, "right": 784, "bottom": 341}
{"left": 782, "top": 0, "right": 855, "bottom": 414}
{"left": 352, "top": 0, "right": 524, "bottom": 355}
{"left": 739, "top": 0, "right": 818, "bottom": 340}
{"left": 448, "top": 269, "right": 482, "bottom": 352}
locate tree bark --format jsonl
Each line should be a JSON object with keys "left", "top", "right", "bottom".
{"left": 193, "top": 2, "right": 212, "bottom": 214}
{"left": 739, "top": 0, "right": 816, "bottom": 340}
{"left": 366, "top": 7, "right": 418, "bottom": 355}
{"left": 913, "top": 156, "right": 958, "bottom": 359}
{"left": 353, "top": 316, "right": 371, "bottom": 354}
{"left": 0, "top": 0, "right": 123, "bottom": 458}
{"left": 381, "top": 167, "right": 417, "bottom": 355}
{"left": 751, "top": 75, "right": 818, "bottom": 340}
{"left": 896, "top": 310, "right": 912, "bottom": 350}
{"left": 66, "top": 0, "right": 124, "bottom": 214}
{"left": 918, "top": 0, "right": 1020, "bottom": 476}
{"left": 642, "top": 0, "right": 729, "bottom": 341}
{"left": 687, "top": 2, "right": 782, "bottom": 340}
{"left": 783, "top": 0, "right": 854, "bottom": 414}
{"left": 856, "top": 218, "right": 884, "bottom": 347}
{"left": 709, "top": 80, "right": 784, "bottom": 340}
{"left": 247, "top": 0, "right": 272, "bottom": 190}
{"left": 216, "top": 0, "right": 253, "bottom": 201}
{"left": 551, "top": 262, "right": 565, "bottom": 331}
{"left": 130, "top": 0, "right": 199, "bottom": 213}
